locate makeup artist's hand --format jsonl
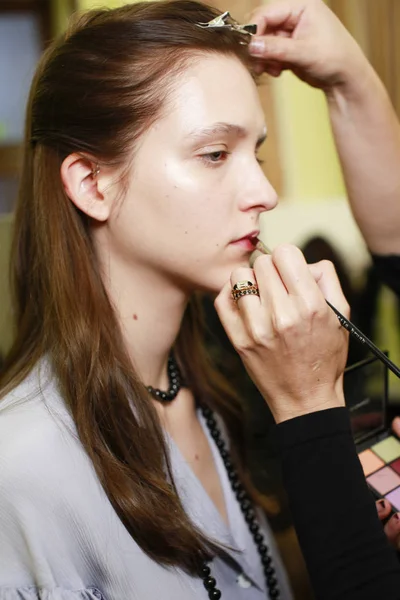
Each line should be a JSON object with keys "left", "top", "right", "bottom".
{"left": 247, "top": 0, "right": 370, "bottom": 91}
{"left": 377, "top": 499, "right": 400, "bottom": 550}
{"left": 215, "top": 244, "right": 349, "bottom": 424}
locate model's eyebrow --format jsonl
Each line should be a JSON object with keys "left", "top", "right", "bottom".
{"left": 186, "top": 122, "right": 268, "bottom": 146}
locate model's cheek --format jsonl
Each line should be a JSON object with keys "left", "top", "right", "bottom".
{"left": 162, "top": 157, "right": 216, "bottom": 193}
{"left": 133, "top": 155, "right": 231, "bottom": 235}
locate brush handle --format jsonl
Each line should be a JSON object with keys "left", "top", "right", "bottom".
{"left": 326, "top": 300, "right": 400, "bottom": 379}
{"left": 255, "top": 240, "right": 272, "bottom": 255}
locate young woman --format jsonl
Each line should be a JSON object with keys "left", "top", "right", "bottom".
{"left": 1, "top": 1, "right": 399, "bottom": 600}
{"left": 0, "top": 2, "right": 293, "bottom": 599}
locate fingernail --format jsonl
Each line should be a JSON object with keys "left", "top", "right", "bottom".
{"left": 248, "top": 39, "right": 265, "bottom": 56}
{"left": 377, "top": 499, "right": 386, "bottom": 513}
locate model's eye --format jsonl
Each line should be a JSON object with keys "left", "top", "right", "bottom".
{"left": 207, "top": 151, "right": 227, "bottom": 162}
{"left": 200, "top": 150, "right": 230, "bottom": 166}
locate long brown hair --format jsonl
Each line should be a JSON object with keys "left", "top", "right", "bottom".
{"left": 1, "top": 0, "right": 274, "bottom": 574}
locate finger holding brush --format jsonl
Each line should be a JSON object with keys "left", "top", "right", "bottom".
{"left": 215, "top": 243, "right": 350, "bottom": 423}
{"left": 255, "top": 239, "right": 400, "bottom": 378}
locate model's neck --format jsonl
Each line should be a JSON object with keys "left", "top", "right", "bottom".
{"left": 98, "top": 255, "right": 191, "bottom": 391}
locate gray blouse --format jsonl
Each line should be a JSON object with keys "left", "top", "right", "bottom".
{"left": 0, "top": 361, "right": 293, "bottom": 600}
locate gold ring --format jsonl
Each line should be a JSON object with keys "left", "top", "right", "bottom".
{"left": 233, "top": 280, "right": 255, "bottom": 291}
{"left": 231, "top": 281, "right": 259, "bottom": 302}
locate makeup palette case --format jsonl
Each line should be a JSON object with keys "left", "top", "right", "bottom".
{"left": 345, "top": 355, "right": 400, "bottom": 511}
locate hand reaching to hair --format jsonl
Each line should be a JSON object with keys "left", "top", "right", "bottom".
{"left": 247, "top": 0, "right": 371, "bottom": 91}
{"left": 215, "top": 244, "right": 349, "bottom": 424}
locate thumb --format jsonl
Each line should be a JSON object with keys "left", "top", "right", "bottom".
{"left": 248, "top": 34, "right": 309, "bottom": 65}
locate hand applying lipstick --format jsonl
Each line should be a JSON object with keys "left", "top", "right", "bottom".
{"left": 216, "top": 243, "right": 349, "bottom": 424}
{"left": 253, "top": 239, "right": 400, "bottom": 380}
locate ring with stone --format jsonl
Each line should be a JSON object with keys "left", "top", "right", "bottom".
{"left": 231, "top": 280, "right": 259, "bottom": 302}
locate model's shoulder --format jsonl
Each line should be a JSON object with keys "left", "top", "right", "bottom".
{"left": 0, "top": 361, "right": 82, "bottom": 487}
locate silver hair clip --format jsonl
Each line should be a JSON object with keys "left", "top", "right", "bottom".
{"left": 197, "top": 11, "right": 257, "bottom": 36}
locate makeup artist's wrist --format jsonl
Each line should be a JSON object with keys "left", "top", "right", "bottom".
{"left": 271, "top": 389, "right": 346, "bottom": 425}
{"left": 275, "top": 406, "right": 351, "bottom": 446}
{"left": 325, "top": 59, "right": 385, "bottom": 109}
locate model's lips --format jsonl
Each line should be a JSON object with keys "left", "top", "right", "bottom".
{"left": 231, "top": 231, "right": 260, "bottom": 245}
{"left": 230, "top": 231, "right": 260, "bottom": 252}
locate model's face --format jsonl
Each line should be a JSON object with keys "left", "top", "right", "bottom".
{"left": 106, "top": 53, "right": 277, "bottom": 293}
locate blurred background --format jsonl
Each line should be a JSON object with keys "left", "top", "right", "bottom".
{"left": 1, "top": 0, "right": 400, "bottom": 598}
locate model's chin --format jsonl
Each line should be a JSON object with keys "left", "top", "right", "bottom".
{"left": 195, "top": 257, "right": 252, "bottom": 295}
{"left": 229, "top": 255, "right": 253, "bottom": 271}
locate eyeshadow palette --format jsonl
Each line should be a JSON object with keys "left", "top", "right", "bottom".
{"left": 344, "top": 354, "right": 400, "bottom": 507}
{"left": 358, "top": 437, "right": 400, "bottom": 509}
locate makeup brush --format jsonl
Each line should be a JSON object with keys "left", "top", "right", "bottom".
{"left": 254, "top": 239, "right": 400, "bottom": 379}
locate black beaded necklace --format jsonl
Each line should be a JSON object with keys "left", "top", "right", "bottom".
{"left": 146, "top": 355, "right": 280, "bottom": 599}
{"left": 146, "top": 353, "right": 181, "bottom": 402}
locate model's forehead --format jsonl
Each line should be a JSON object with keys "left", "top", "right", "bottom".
{"left": 156, "top": 54, "right": 265, "bottom": 139}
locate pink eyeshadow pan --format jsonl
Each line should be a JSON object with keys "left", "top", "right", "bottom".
{"left": 386, "top": 487, "right": 400, "bottom": 511}
{"left": 367, "top": 467, "right": 400, "bottom": 495}
{"left": 358, "top": 449, "right": 385, "bottom": 476}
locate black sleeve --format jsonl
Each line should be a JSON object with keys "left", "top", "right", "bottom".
{"left": 371, "top": 253, "right": 400, "bottom": 297}
{"left": 274, "top": 407, "right": 400, "bottom": 600}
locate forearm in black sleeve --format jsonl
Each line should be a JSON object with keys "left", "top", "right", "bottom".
{"left": 275, "top": 407, "right": 400, "bottom": 600}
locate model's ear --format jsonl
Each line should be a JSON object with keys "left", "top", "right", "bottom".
{"left": 60, "top": 153, "right": 112, "bottom": 222}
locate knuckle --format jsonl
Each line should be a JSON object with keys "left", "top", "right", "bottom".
{"left": 272, "top": 312, "right": 297, "bottom": 335}
{"left": 214, "top": 293, "right": 223, "bottom": 309}
{"left": 249, "top": 323, "right": 272, "bottom": 347}
{"left": 234, "top": 336, "right": 255, "bottom": 355}
{"left": 318, "top": 259, "right": 335, "bottom": 273}
{"left": 304, "top": 300, "right": 326, "bottom": 322}
{"left": 213, "top": 295, "right": 224, "bottom": 314}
